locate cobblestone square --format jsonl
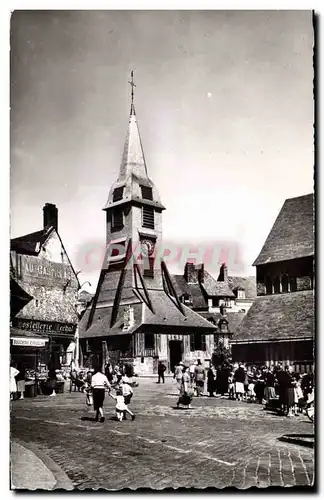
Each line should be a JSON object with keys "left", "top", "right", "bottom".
{"left": 10, "top": 378, "right": 315, "bottom": 490}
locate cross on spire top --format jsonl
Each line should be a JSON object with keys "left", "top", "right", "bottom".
{"left": 128, "top": 70, "right": 136, "bottom": 112}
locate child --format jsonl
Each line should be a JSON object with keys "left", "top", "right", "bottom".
{"left": 228, "top": 373, "right": 235, "bottom": 400}
{"left": 109, "top": 388, "right": 135, "bottom": 422}
{"left": 293, "top": 376, "right": 304, "bottom": 415}
{"left": 247, "top": 380, "right": 256, "bottom": 403}
{"left": 121, "top": 381, "right": 134, "bottom": 420}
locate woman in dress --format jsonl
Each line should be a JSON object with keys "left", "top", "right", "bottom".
{"left": 207, "top": 365, "right": 217, "bottom": 397}
{"left": 234, "top": 364, "right": 245, "bottom": 401}
{"left": 10, "top": 363, "right": 19, "bottom": 400}
{"left": 176, "top": 366, "right": 193, "bottom": 409}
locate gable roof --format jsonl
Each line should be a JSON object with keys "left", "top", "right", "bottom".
{"left": 198, "top": 311, "right": 246, "bottom": 333}
{"left": 233, "top": 290, "right": 314, "bottom": 343}
{"left": 253, "top": 194, "right": 314, "bottom": 266}
{"left": 171, "top": 275, "right": 207, "bottom": 309}
{"left": 11, "top": 228, "right": 54, "bottom": 255}
{"left": 227, "top": 276, "right": 256, "bottom": 300}
{"left": 201, "top": 271, "right": 235, "bottom": 298}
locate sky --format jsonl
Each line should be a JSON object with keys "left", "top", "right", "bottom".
{"left": 10, "top": 10, "right": 314, "bottom": 290}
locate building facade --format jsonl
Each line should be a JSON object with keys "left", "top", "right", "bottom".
{"left": 10, "top": 203, "right": 80, "bottom": 371}
{"left": 232, "top": 193, "right": 314, "bottom": 372}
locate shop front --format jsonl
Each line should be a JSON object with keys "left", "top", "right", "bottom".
{"left": 11, "top": 318, "right": 77, "bottom": 396}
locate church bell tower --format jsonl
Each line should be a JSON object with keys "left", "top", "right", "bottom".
{"left": 102, "top": 71, "right": 165, "bottom": 301}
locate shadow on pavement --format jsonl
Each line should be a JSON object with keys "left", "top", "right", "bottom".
{"left": 80, "top": 416, "right": 98, "bottom": 422}
{"left": 278, "top": 433, "right": 314, "bottom": 448}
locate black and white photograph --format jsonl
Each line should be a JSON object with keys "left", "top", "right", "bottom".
{"left": 9, "top": 9, "right": 315, "bottom": 490}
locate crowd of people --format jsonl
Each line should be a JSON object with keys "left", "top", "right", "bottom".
{"left": 171, "top": 360, "right": 314, "bottom": 417}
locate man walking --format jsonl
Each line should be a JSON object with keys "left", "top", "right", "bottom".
{"left": 157, "top": 361, "right": 166, "bottom": 383}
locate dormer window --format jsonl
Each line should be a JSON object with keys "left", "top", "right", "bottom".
{"left": 140, "top": 185, "right": 153, "bottom": 200}
{"left": 180, "top": 293, "right": 193, "bottom": 306}
{"left": 113, "top": 186, "right": 124, "bottom": 202}
{"left": 237, "top": 289, "right": 246, "bottom": 300}
{"left": 111, "top": 208, "right": 124, "bottom": 232}
{"left": 142, "top": 206, "right": 155, "bottom": 229}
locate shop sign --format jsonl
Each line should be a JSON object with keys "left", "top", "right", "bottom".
{"left": 23, "top": 257, "right": 73, "bottom": 281}
{"left": 12, "top": 318, "right": 77, "bottom": 335}
{"left": 11, "top": 337, "right": 47, "bottom": 347}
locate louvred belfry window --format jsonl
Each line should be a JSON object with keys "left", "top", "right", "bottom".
{"left": 143, "top": 257, "right": 154, "bottom": 278}
{"left": 140, "top": 185, "right": 153, "bottom": 200}
{"left": 142, "top": 206, "right": 155, "bottom": 229}
{"left": 111, "top": 208, "right": 124, "bottom": 232}
{"left": 113, "top": 186, "right": 124, "bottom": 202}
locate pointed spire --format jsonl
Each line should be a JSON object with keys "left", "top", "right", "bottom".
{"left": 118, "top": 71, "right": 148, "bottom": 180}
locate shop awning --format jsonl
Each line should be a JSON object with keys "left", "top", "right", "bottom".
{"left": 10, "top": 327, "right": 48, "bottom": 347}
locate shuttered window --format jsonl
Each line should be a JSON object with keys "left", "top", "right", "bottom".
{"left": 113, "top": 186, "right": 124, "bottom": 202}
{"left": 190, "top": 334, "right": 206, "bottom": 351}
{"left": 142, "top": 206, "right": 155, "bottom": 229}
{"left": 140, "top": 185, "right": 153, "bottom": 200}
{"left": 190, "top": 334, "right": 195, "bottom": 352}
{"left": 111, "top": 208, "right": 124, "bottom": 232}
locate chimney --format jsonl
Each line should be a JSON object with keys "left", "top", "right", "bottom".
{"left": 219, "top": 263, "right": 228, "bottom": 282}
{"left": 43, "top": 203, "right": 58, "bottom": 232}
{"left": 184, "top": 263, "right": 197, "bottom": 283}
{"left": 197, "top": 263, "right": 204, "bottom": 283}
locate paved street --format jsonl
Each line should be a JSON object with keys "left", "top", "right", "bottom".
{"left": 10, "top": 378, "right": 315, "bottom": 490}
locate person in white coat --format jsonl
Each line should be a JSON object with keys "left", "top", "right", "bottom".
{"left": 10, "top": 363, "right": 19, "bottom": 400}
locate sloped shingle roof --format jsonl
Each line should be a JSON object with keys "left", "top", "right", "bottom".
{"left": 227, "top": 276, "right": 256, "bottom": 300}
{"left": 11, "top": 228, "right": 53, "bottom": 255}
{"left": 171, "top": 275, "right": 207, "bottom": 308}
{"left": 201, "top": 271, "right": 235, "bottom": 298}
{"left": 233, "top": 290, "right": 314, "bottom": 343}
{"left": 198, "top": 311, "right": 246, "bottom": 333}
{"left": 253, "top": 194, "right": 314, "bottom": 266}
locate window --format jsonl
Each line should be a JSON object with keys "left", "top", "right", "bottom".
{"left": 282, "top": 275, "right": 289, "bottom": 293}
{"left": 140, "top": 185, "right": 153, "bottom": 200}
{"left": 111, "top": 208, "right": 124, "bottom": 232}
{"left": 190, "top": 333, "right": 206, "bottom": 351}
{"left": 180, "top": 293, "right": 192, "bottom": 306}
{"left": 212, "top": 297, "right": 218, "bottom": 307}
{"left": 144, "top": 333, "right": 154, "bottom": 349}
{"left": 290, "top": 277, "right": 297, "bottom": 292}
{"left": 265, "top": 276, "right": 272, "bottom": 295}
{"left": 237, "top": 289, "right": 246, "bottom": 300}
{"left": 220, "top": 322, "right": 228, "bottom": 333}
{"left": 273, "top": 276, "right": 281, "bottom": 294}
{"left": 35, "top": 299, "right": 39, "bottom": 307}
{"left": 113, "top": 186, "right": 124, "bottom": 202}
{"left": 142, "top": 206, "right": 155, "bottom": 229}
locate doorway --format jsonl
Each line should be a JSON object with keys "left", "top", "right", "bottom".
{"left": 169, "top": 340, "right": 183, "bottom": 373}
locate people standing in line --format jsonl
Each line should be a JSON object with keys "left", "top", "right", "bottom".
{"left": 234, "top": 364, "right": 245, "bottom": 401}
{"left": 157, "top": 361, "right": 166, "bottom": 384}
{"left": 194, "top": 359, "right": 205, "bottom": 397}
{"left": 15, "top": 364, "right": 26, "bottom": 400}
{"left": 207, "top": 365, "right": 217, "bottom": 397}
{"left": 109, "top": 388, "right": 135, "bottom": 421}
{"left": 173, "top": 362, "right": 184, "bottom": 390}
{"left": 189, "top": 361, "right": 196, "bottom": 384}
{"left": 176, "top": 366, "right": 193, "bottom": 409}
{"left": 10, "top": 363, "right": 19, "bottom": 401}
{"left": 90, "top": 365, "right": 111, "bottom": 423}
